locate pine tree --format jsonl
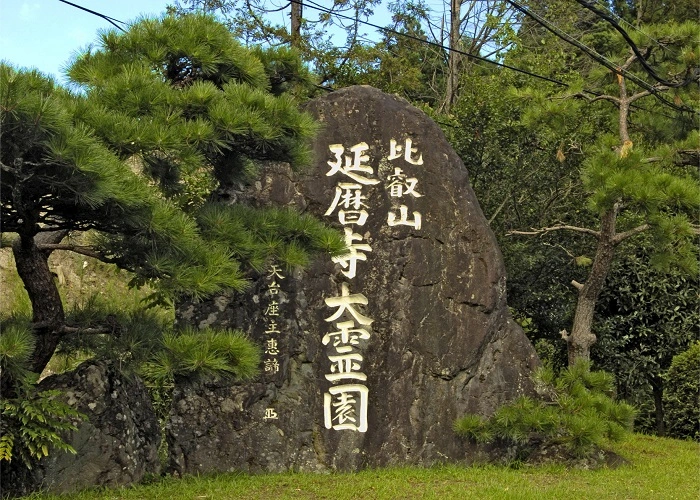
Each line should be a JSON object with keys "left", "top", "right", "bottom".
{"left": 0, "top": 14, "right": 345, "bottom": 387}
{"left": 507, "top": 3, "right": 700, "bottom": 365}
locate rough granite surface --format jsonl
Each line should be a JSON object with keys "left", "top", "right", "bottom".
{"left": 1, "top": 360, "right": 160, "bottom": 497}
{"left": 171, "top": 85, "right": 540, "bottom": 474}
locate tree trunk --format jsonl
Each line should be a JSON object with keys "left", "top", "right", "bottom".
{"left": 567, "top": 61, "right": 638, "bottom": 366}
{"left": 12, "top": 235, "right": 65, "bottom": 375}
{"left": 443, "top": 0, "right": 462, "bottom": 113}
{"left": 567, "top": 205, "right": 618, "bottom": 365}
{"left": 650, "top": 375, "right": 666, "bottom": 436}
{"left": 290, "top": 0, "right": 302, "bottom": 48}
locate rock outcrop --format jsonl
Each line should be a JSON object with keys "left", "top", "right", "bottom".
{"left": 171, "top": 85, "right": 540, "bottom": 474}
{"left": 1, "top": 360, "right": 160, "bottom": 496}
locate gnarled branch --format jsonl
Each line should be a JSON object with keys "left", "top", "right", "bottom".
{"left": 613, "top": 224, "right": 651, "bottom": 244}
{"left": 508, "top": 224, "right": 600, "bottom": 239}
{"left": 36, "top": 244, "right": 105, "bottom": 261}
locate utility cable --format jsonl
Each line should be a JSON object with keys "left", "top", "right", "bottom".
{"left": 58, "top": 0, "right": 126, "bottom": 32}
{"left": 592, "top": 0, "right": 662, "bottom": 48}
{"left": 575, "top": 0, "right": 696, "bottom": 88}
{"left": 503, "top": 0, "right": 698, "bottom": 115}
{"left": 300, "top": 0, "right": 681, "bottom": 119}
{"left": 298, "top": 0, "right": 569, "bottom": 87}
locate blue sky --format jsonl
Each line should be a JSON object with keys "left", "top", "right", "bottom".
{"left": 0, "top": 1, "right": 397, "bottom": 85}
{"left": 0, "top": 1, "right": 180, "bottom": 82}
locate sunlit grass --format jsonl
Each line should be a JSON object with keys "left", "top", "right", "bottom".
{"left": 26, "top": 434, "right": 699, "bottom": 499}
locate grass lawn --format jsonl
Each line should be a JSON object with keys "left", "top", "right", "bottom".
{"left": 26, "top": 434, "right": 699, "bottom": 500}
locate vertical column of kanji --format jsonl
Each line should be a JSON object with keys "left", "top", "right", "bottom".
{"left": 385, "top": 138, "right": 424, "bottom": 229}
{"left": 263, "top": 264, "right": 285, "bottom": 422}
{"left": 322, "top": 142, "right": 378, "bottom": 433}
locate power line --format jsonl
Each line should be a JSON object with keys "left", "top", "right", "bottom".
{"left": 504, "top": 0, "right": 698, "bottom": 115}
{"left": 576, "top": 0, "right": 695, "bottom": 88}
{"left": 298, "top": 0, "right": 569, "bottom": 87}
{"left": 300, "top": 0, "right": 682, "bottom": 119}
{"left": 58, "top": 0, "right": 127, "bottom": 32}
{"left": 591, "top": 0, "right": 662, "bottom": 48}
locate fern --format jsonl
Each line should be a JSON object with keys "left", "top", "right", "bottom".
{"left": 0, "top": 386, "right": 86, "bottom": 468}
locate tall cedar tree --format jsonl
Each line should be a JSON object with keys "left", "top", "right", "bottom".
{"left": 508, "top": 3, "right": 700, "bottom": 365}
{"left": 0, "top": 14, "right": 345, "bottom": 384}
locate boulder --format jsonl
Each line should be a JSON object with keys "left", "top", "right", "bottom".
{"left": 1, "top": 360, "right": 160, "bottom": 496}
{"left": 171, "top": 85, "right": 539, "bottom": 474}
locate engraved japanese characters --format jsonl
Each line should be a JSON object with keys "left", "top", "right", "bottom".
{"left": 321, "top": 138, "right": 424, "bottom": 433}
{"left": 170, "top": 86, "right": 539, "bottom": 474}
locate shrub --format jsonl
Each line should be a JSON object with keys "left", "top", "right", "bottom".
{"left": 0, "top": 385, "right": 85, "bottom": 468}
{"left": 454, "top": 361, "right": 636, "bottom": 460}
{"left": 663, "top": 341, "right": 700, "bottom": 441}
{"left": 0, "top": 325, "right": 85, "bottom": 468}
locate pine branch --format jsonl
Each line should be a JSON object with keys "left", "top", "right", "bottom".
{"left": 613, "top": 224, "right": 651, "bottom": 244}
{"left": 61, "top": 325, "right": 114, "bottom": 335}
{"left": 36, "top": 244, "right": 115, "bottom": 263}
{"left": 677, "top": 149, "right": 700, "bottom": 167}
{"left": 508, "top": 225, "right": 600, "bottom": 238}
{"left": 566, "top": 92, "right": 620, "bottom": 106}
{"left": 488, "top": 195, "right": 511, "bottom": 225}
{"left": 30, "top": 321, "right": 119, "bottom": 336}
{"left": 628, "top": 86, "right": 670, "bottom": 105}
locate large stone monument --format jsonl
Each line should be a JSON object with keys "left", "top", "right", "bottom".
{"left": 171, "top": 85, "right": 539, "bottom": 474}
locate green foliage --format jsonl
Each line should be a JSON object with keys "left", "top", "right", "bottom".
{"left": 489, "top": 8, "right": 700, "bottom": 369}
{"left": 1, "top": 13, "right": 346, "bottom": 380}
{"left": 1, "top": 62, "right": 244, "bottom": 301}
{"left": 57, "top": 295, "right": 173, "bottom": 372}
{"left": 663, "top": 342, "right": 700, "bottom": 441}
{"left": 0, "top": 323, "right": 36, "bottom": 384}
{"left": 444, "top": 70, "right": 599, "bottom": 362}
{"left": 68, "top": 13, "right": 318, "bottom": 180}
{"left": 141, "top": 327, "right": 260, "bottom": 384}
{"left": 454, "top": 362, "right": 636, "bottom": 459}
{"left": 196, "top": 204, "right": 347, "bottom": 271}
{"left": 250, "top": 45, "right": 315, "bottom": 97}
{"left": 327, "top": 1, "right": 444, "bottom": 107}
{"left": 583, "top": 145, "right": 700, "bottom": 274}
{"left": 453, "top": 414, "right": 493, "bottom": 444}
{"left": 593, "top": 248, "right": 699, "bottom": 433}
{"left": 52, "top": 288, "right": 261, "bottom": 384}
{"left": 0, "top": 306, "right": 84, "bottom": 468}
{"left": 0, "top": 383, "right": 85, "bottom": 468}
{"left": 2, "top": 13, "right": 339, "bottom": 305}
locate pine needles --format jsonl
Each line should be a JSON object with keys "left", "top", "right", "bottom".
{"left": 141, "top": 327, "right": 260, "bottom": 384}
{"left": 454, "top": 361, "right": 637, "bottom": 460}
